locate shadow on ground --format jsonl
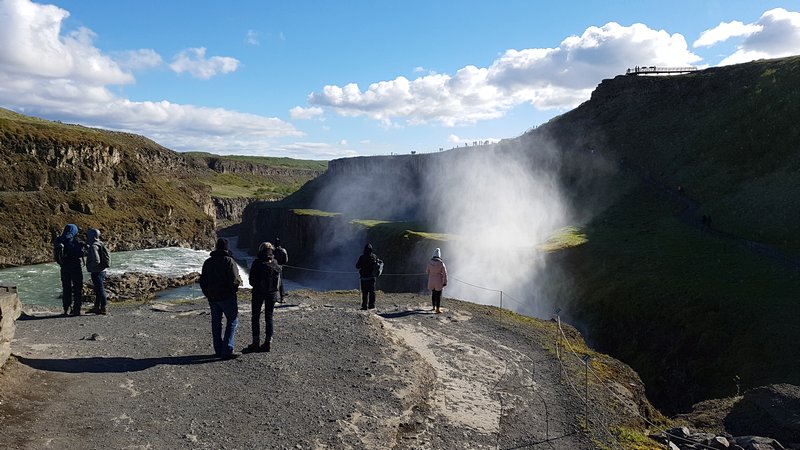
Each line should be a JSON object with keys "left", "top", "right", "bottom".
{"left": 15, "top": 354, "right": 222, "bottom": 373}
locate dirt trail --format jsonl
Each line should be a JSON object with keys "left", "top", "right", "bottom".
{"left": 0, "top": 291, "right": 604, "bottom": 449}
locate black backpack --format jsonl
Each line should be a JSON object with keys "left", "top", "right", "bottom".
{"left": 97, "top": 243, "right": 110, "bottom": 270}
{"left": 258, "top": 260, "right": 282, "bottom": 293}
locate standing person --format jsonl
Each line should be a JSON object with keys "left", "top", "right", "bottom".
{"left": 86, "top": 229, "right": 110, "bottom": 315}
{"left": 426, "top": 248, "right": 448, "bottom": 314}
{"left": 246, "top": 242, "right": 281, "bottom": 353}
{"left": 355, "top": 243, "right": 382, "bottom": 310}
{"left": 199, "top": 238, "right": 242, "bottom": 359}
{"left": 53, "top": 224, "right": 86, "bottom": 316}
{"left": 273, "top": 237, "right": 289, "bottom": 303}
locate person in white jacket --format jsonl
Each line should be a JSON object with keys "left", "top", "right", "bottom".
{"left": 426, "top": 248, "right": 448, "bottom": 314}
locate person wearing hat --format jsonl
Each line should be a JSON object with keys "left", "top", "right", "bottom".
{"left": 426, "top": 248, "right": 448, "bottom": 314}
{"left": 53, "top": 224, "right": 87, "bottom": 316}
{"left": 86, "top": 228, "right": 110, "bottom": 315}
{"left": 199, "top": 238, "right": 242, "bottom": 359}
{"left": 355, "top": 243, "right": 382, "bottom": 310}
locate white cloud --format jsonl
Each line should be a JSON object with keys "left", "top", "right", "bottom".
{"left": 413, "top": 66, "right": 425, "bottom": 73}
{"left": 308, "top": 21, "right": 700, "bottom": 126}
{"left": 289, "top": 105, "right": 323, "bottom": 120}
{"left": 169, "top": 47, "right": 240, "bottom": 79}
{"left": 245, "top": 30, "right": 260, "bottom": 46}
{"left": 339, "top": 139, "right": 348, "bottom": 146}
{"left": 0, "top": 0, "right": 133, "bottom": 84}
{"left": 717, "top": 8, "right": 800, "bottom": 65}
{"left": 115, "top": 48, "right": 163, "bottom": 71}
{"left": 0, "top": 0, "right": 300, "bottom": 156}
{"left": 693, "top": 21, "right": 762, "bottom": 47}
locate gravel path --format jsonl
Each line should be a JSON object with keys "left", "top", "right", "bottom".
{"left": 0, "top": 290, "right": 604, "bottom": 449}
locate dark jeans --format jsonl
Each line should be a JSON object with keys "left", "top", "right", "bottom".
{"left": 60, "top": 266, "right": 83, "bottom": 312}
{"left": 252, "top": 291, "right": 278, "bottom": 343}
{"left": 432, "top": 289, "right": 442, "bottom": 309}
{"left": 209, "top": 299, "right": 239, "bottom": 356}
{"left": 360, "top": 278, "right": 376, "bottom": 309}
{"left": 91, "top": 271, "right": 108, "bottom": 309}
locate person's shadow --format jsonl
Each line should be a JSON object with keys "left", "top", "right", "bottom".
{"left": 15, "top": 354, "right": 222, "bottom": 373}
{"left": 378, "top": 309, "right": 429, "bottom": 319}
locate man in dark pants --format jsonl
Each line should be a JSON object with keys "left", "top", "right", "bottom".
{"left": 86, "top": 228, "right": 109, "bottom": 315}
{"left": 273, "top": 238, "right": 289, "bottom": 303}
{"left": 355, "top": 243, "right": 382, "bottom": 310}
{"left": 199, "top": 238, "right": 242, "bottom": 359}
{"left": 53, "top": 224, "right": 86, "bottom": 316}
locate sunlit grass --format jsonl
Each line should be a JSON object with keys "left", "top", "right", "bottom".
{"left": 537, "top": 226, "right": 588, "bottom": 252}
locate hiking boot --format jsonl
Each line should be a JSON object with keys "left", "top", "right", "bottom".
{"left": 70, "top": 309, "right": 80, "bottom": 316}
{"left": 98, "top": 308, "right": 107, "bottom": 315}
{"left": 221, "top": 352, "right": 240, "bottom": 360}
{"left": 87, "top": 307, "right": 101, "bottom": 314}
{"left": 259, "top": 342, "right": 271, "bottom": 352}
{"left": 243, "top": 342, "right": 260, "bottom": 353}
{"left": 63, "top": 308, "right": 69, "bottom": 316}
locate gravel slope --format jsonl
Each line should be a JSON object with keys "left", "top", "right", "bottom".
{"left": 0, "top": 290, "right": 618, "bottom": 449}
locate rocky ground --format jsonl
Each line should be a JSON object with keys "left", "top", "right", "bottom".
{"left": 0, "top": 290, "right": 654, "bottom": 449}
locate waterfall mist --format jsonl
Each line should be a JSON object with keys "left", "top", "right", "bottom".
{"left": 424, "top": 142, "right": 569, "bottom": 318}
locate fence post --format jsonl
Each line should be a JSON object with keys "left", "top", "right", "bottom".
{"left": 499, "top": 291, "right": 504, "bottom": 310}
{"left": 582, "top": 355, "right": 592, "bottom": 429}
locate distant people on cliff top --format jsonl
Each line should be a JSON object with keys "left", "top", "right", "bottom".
{"left": 273, "top": 237, "right": 288, "bottom": 303}
{"left": 85, "top": 228, "right": 110, "bottom": 316}
{"left": 426, "top": 248, "right": 448, "bottom": 314}
{"left": 356, "top": 243, "right": 383, "bottom": 310}
{"left": 245, "top": 242, "right": 282, "bottom": 353}
{"left": 53, "top": 224, "right": 87, "bottom": 316}
{"left": 199, "top": 238, "right": 242, "bottom": 359}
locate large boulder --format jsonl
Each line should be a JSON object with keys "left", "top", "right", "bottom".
{"left": 0, "top": 285, "right": 22, "bottom": 368}
{"left": 725, "top": 385, "right": 800, "bottom": 447}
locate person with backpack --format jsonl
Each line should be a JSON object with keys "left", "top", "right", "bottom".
{"left": 53, "top": 224, "right": 87, "bottom": 316}
{"left": 199, "top": 238, "right": 242, "bottom": 359}
{"left": 426, "top": 248, "right": 448, "bottom": 314}
{"left": 273, "top": 237, "right": 289, "bottom": 303}
{"left": 355, "top": 243, "right": 383, "bottom": 310}
{"left": 245, "top": 242, "right": 282, "bottom": 353}
{"left": 86, "top": 228, "right": 110, "bottom": 315}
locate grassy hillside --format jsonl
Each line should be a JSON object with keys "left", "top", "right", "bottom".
{"left": 537, "top": 56, "right": 800, "bottom": 413}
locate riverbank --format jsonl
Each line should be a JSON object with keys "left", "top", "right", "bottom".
{"left": 0, "top": 290, "right": 658, "bottom": 449}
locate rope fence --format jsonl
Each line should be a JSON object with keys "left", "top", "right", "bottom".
{"left": 263, "top": 262, "right": 711, "bottom": 449}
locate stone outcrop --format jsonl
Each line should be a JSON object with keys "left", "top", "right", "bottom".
{"left": 82, "top": 272, "right": 202, "bottom": 302}
{"left": 192, "top": 155, "right": 324, "bottom": 179}
{"left": 213, "top": 197, "right": 261, "bottom": 223}
{"left": 0, "top": 285, "right": 22, "bottom": 369}
{"left": 650, "top": 425, "right": 794, "bottom": 450}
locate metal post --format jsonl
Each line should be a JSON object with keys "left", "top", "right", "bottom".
{"left": 499, "top": 291, "right": 503, "bottom": 310}
{"left": 556, "top": 315, "right": 562, "bottom": 380}
{"left": 582, "top": 355, "right": 592, "bottom": 429}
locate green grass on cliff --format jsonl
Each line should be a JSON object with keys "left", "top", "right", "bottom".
{"left": 206, "top": 172, "right": 305, "bottom": 199}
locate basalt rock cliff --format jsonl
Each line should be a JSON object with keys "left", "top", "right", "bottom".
{"left": 0, "top": 109, "right": 322, "bottom": 267}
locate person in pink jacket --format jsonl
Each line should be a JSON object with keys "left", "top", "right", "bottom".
{"left": 426, "top": 248, "right": 448, "bottom": 313}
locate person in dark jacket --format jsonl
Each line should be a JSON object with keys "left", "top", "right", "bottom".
{"left": 245, "top": 242, "right": 282, "bottom": 353}
{"left": 355, "top": 243, "right": 382, "bottom": 310}
{"left": 199, "top": 238, "right": 242, "bottom": 359}
{"left": 273, "top": 237, "right": 289, "bottom": 303}
{"left": 53, "top": 224, "right": 86, "bottom": 316}
{"left": 86, "top": 228, "right": 109, "bottom": 315}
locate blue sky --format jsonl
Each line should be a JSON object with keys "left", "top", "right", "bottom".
{"left": 1, "top": 0, "right": 799, "bottom": 160}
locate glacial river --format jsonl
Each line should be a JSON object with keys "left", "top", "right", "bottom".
{"left": 0, "top": 242, "right": 303, "bottom": 307}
